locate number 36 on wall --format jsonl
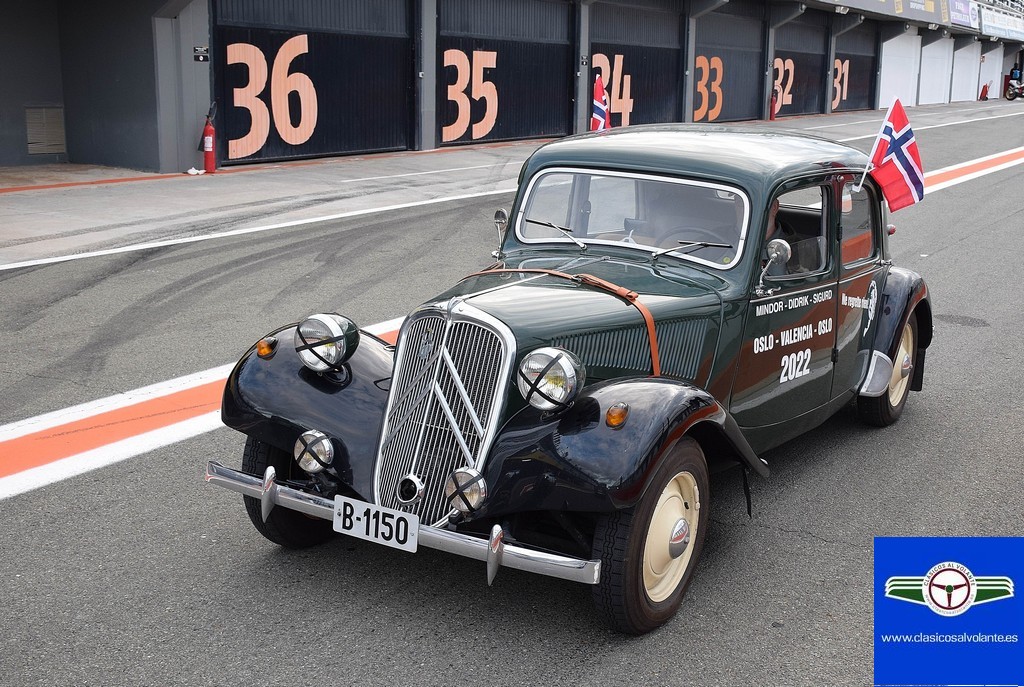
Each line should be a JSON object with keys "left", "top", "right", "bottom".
{"left": 227, "top": 35, "right": 319, "bottom": 159}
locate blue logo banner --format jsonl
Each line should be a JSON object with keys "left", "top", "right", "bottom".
{"left": 874, "top": 537, "right": 1023, "bottom": 686}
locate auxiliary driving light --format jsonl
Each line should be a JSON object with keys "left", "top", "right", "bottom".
{"left": 445, "top": 467, "right": 487, "bottom": 513}
{"left": 294, "top": 430, "right": 334, "bottom": 474}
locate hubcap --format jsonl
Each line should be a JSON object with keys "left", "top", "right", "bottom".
{"left": 668, "top": 518, "right": 691, "bottom": 558}
{"left": 887, "top": 322, "right": 915, "bottom": 406}
{"left": 643, "top": 471, "right": 700, "bottom": 603}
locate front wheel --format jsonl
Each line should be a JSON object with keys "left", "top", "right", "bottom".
{"left": 858, "top": 311, "right": 918, "bottom": 427}
{"left": 241, "top": 436, "right": 335, "bottom": 549}
{"left": 1006, "top": 87, "right": 1019, "bottom": 101}
{"left": 591, "top": 438, "right": 710, "bottom": 634}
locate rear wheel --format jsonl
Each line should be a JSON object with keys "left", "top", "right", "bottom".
{"left": 591, "top": 438, "right": 709, "bottom": 635}
{"left": 241, "top": 436, "right": 334, "bottom": 549}
{"left": 858, "top": 312, "right": 917, "bottom": 427}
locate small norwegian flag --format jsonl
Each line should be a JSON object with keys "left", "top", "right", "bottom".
{"left": 591, "top": 74, "right": 611, "bottom": 131}
{"left": 867, "top": 99, "right": 925, "bottom": 212}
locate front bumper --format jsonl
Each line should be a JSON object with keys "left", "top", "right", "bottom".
{"left": 205, "top": 461, "right": 601, "bottom": 586}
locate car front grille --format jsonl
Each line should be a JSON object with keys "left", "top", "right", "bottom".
{"left": 374, "top": 305, "right": 513, "bottom": 526}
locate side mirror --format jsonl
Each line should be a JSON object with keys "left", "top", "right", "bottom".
{"left": 766, "top": 238, "right": 792, "bottom": 264}
{"left": 494, "top": 208, "right": 509, "bottom": 234}
{"left": 755, "top": 238, "right": 792, "bottom": 297}
{"left": 492, "top": 208, "right": 509, "bottom": 260}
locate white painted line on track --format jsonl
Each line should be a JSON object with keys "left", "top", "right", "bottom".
{"left": 839, "top": 110, "right": 1024, "bottom": 142}
{"left": 925, "top": 146, "right": 1024, "bottom": 194}
{"left": 336, "top": 164, "right": 500, "bottom": 184}
{"left": 0, "top": 412, "right": 223, "bottom": 500}
{"left": 803, "top": 106, "right": 1000, "bottom": 130}
{"left": 0, "top": 364, "right": 235, "bottom": 443}
{"left": 0, "top": 187, "right": 517, "bottom": 272}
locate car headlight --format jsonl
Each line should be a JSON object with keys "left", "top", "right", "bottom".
{"left": 516, "top": 347, "right": 585, "bottom": 411}
{"left": 294, "top": 314, "right": 359, "bottom": 372}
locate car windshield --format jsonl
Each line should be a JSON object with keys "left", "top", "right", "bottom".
{"left": 516, "top": 168, "right": 749, "bottom": 269}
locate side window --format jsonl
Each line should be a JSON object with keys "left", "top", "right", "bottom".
{"left": 768, "top": 186, "right": 827, "bottom": 275}
{"left": 840, "top": 183, "right": 877, "bottom": 266}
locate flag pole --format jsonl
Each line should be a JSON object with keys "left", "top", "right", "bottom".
{"left": 853, "top": 97, "right": 897, "bottom": 192}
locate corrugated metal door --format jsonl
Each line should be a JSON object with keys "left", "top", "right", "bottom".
{"left": 834, "top": 21, "right": 878, "bottom": 112}
{"left": 950, "top": 40, "right": 981, "bottom": 102}
{"left": 213, "top": 0, "right": 413, "bottom": 163}
{"left": 774, "top": 13, "right": 828, "bottom": 117}
{"left": 919, "top": 38, "right": 954, "bottom": 104}
{"left": 590, "top": 3, "right": 682, "bottom": 126}
{"left": 438, "top": 0, "right": 573, "bottom": 145}
{"left": 878, "top": 32, "right": 922, "bottom": 106}
{"left": 693, "top": 10, "right": 763, "bottom": 122}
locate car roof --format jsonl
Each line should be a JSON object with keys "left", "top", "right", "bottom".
{"left": 521, "top": 124, "right": 869, "bottom": 196}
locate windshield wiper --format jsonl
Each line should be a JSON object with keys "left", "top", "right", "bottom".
{"left": 650, "top": 240, "right": 733, "bottom": 261}
{"left": 524, "top": 217, "right": 587, "bottom": 250}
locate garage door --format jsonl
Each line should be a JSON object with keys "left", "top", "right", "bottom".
{"left": 834, "top": 21, "right": 878, "bottom": 111}
{"left": 214, "top": 0, "right": 413, "bottom": 163}
{"left": 438, "top": 0, "right": 573, "bottom": 145}
{"left": 692, "top": 10, "right": 763, "bottom": 122}
{"left": 774, "top": 14, "right": 828, "bottom": 117}
{"left": 590, "top": 2, "right": 681, "bottom": 126}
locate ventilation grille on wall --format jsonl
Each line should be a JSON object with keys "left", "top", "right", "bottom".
{"left": 26, "top": 107, "right": 66, "bottom": 155}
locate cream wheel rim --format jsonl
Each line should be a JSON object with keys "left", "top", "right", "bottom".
{"left": 887, "top": 321, "right": 915, "bottom": 407}
{"left": 643, "top": 471, "right": 700, "bottom": 603}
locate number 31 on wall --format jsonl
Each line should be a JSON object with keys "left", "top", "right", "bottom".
{"left": 227, "top": 35, "right": 319, "bottom": 159}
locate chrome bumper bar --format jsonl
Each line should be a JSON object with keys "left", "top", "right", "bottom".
{"left": 205, "top": 461, "right": 601, "bottom": 586}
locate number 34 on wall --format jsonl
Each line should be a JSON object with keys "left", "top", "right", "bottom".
{"left": 227, "top": 35, "right": 319, "bottom": 159}
{"left": 592, "top": 54, "right": 634, "bottom": 126}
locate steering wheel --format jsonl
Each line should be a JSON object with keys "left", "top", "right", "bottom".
{"left": 658, "top": 226, "right": 726, "bottom": 249}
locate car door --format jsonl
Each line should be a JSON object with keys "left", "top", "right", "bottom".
{"left": 730, "top": 182, "right": 839, "bottom": 429}
{"left": 832, "top": 179, "right": 884, "bottom": 397}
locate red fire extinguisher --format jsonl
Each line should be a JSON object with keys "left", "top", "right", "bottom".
{"left": 769, "top": 87, "right": 778, "bottom": 121}
{"left": 202, "top": 115, "right": 216, "bottom": 174}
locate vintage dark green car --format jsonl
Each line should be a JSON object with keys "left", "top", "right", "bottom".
{"left": 206, "top": 126, "right": 932, "bottom": 634}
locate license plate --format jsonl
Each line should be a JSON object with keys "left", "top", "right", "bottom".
{"left": 333, "top": 496, "right": 419, "bottom": 553}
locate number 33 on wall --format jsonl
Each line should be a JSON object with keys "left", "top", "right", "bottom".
{"left": 227, "top": 35, "right": 319, "bottom": 159}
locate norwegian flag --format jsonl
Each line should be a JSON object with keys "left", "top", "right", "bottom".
{"left": 867, "top": 99, "right": 925, "bottom": 211}
{"left": 590, "top": 74, "right": 611, "bottom": 131}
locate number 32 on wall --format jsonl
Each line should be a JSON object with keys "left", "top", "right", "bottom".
{"left": 227, "top": 35, "right": 319, "bottom": 159}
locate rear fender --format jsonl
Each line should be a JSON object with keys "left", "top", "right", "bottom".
{"left": 860, "top": 267, "right": 932, "bottom": 396}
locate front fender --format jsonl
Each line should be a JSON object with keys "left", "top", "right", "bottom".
{"left": 221, "top": 325, "right": 394, "bottom": 501}
{"left": 478, "top": 377, "right": 766, "bottom": 518}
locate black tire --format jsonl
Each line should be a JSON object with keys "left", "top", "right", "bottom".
{"left": 591, "top": 438, "right": 710, "bottom": 635}
{"left": 858, "top": 311, "right": 918, "bottom": 427}
{"left": 241, "top": 436, "right": 335, "bottom": 549}
{"left": 1006, "top": 88, "right": 1018, "bottom": 101}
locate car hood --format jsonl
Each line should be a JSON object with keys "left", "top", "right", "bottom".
{"left": 422, "top": 259, "right": 723, "bottom": 383}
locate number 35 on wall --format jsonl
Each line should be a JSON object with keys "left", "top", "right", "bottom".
{"left": 443, "top": 49, "right": 498, "bottom": 143}
{"left": 227, "top": 35, "right": 319, "bottom": 159}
